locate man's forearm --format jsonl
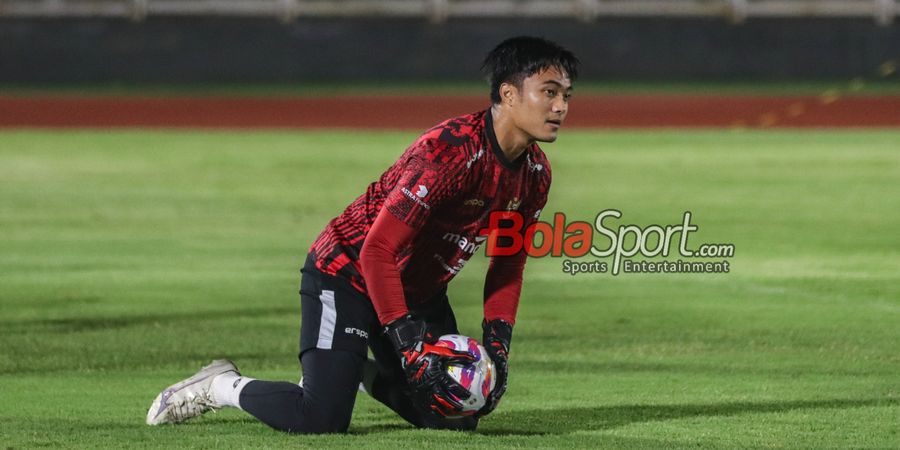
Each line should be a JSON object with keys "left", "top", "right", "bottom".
{"left": 360, "top": 210, "right": 416, "bottom": 325}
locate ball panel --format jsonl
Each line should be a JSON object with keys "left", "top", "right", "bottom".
{"left": 434, "top": 334, "right": 494, "bottom": 418}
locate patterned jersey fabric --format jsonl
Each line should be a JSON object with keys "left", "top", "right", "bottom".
{"left": 310, "top": 108, "right": 551, "bottom": 305}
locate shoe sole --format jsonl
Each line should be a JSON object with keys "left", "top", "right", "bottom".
{"left": 146, "top": 359, "right": 239, "bottom": 425}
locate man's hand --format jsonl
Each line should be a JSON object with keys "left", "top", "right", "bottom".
{"left": 477, "top": 319, "right": 513, "bottom": 418}
{"left": 384, "top": 315, "right": 475, "bottom": 417}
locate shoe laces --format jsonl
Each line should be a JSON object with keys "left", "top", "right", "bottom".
{"left": 169, "top": 389, "right": 219, "bottom": 422}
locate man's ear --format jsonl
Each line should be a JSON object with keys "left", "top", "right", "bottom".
{"left": 499, "top": 82, "right": 518, "bottom": 106}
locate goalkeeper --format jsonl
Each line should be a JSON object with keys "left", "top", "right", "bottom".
{"left": 147, "top": 36, "right": 578, "bottom": 433}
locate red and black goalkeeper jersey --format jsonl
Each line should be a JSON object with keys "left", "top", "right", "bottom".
{"left": 310, "top": 108, "right": 551, "bottom": 307}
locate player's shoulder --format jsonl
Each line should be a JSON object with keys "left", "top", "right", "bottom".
{"left": 523, "top": 145, "right": 552, "bottom": 208}
{"left": 421, "top": 110, "right": 486, "bottom": 146}
{"left": 401, "top": 110, "right": 487, "bottom": 171}
{"left": 527, "top": 144, "right": 552, "bottom": 182}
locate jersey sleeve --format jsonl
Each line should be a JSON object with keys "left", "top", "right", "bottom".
{"left": 359, "top": 209, "right": 418, "bottom": 325}
{"left": 483, "top": 251, "right": 527, "bottom": 325}
{"left": 383, "top": 141, "right": 471, "bottom": 229}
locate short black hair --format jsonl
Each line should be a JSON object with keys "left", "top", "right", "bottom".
{"left": 482, "top": 36, "right": 580, "bottom": 104}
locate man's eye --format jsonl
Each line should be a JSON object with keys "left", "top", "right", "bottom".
{"left": 545, "top": 89, "right": 556, "bottom": 97}
{"left": 564, "top": 93, "right": 572, "bottom": 101}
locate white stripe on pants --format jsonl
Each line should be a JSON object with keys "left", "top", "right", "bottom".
{"left": 316, "top": 289, "right": 337, "bottom": 350}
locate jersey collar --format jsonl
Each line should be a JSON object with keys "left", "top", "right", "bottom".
{"left": 484, "top": 108, "right": 526, "bottom": 171}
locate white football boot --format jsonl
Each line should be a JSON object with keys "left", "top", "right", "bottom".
{"left": 146, "top": 359, "right": 239, "bottom": 425}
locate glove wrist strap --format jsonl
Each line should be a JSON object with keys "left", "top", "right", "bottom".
{"left": 384, "top": 315, "right": 426, "bottom": 351}
{"left": 483, "top": 318, "right": 513, "bottom": 353}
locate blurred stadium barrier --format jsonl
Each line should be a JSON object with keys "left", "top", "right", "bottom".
{"left": 0, "top": 0, "right": 896, "bottom": 25}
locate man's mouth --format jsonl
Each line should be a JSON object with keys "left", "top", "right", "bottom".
{"left": 546, "top": 119, "right": 562, "bottom": 128}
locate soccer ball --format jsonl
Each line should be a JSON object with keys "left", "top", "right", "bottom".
{"left": 434, "top": 334, "right": 496, "bottom": 418}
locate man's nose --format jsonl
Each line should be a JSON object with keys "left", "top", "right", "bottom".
{"left": 552, "top": 96, "right": 567, "bottom": 115}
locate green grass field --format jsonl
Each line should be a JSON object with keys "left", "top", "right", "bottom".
{"left": 1, "top": 128, "right": 899, "bottom": 448}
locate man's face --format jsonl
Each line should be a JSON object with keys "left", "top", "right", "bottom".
{"left": 507, "top": 66, "right": 573, "bottom": 143}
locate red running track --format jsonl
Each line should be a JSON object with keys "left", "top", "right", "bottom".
{"left": 0, "top": 95, "right": 898, "bottom": 128}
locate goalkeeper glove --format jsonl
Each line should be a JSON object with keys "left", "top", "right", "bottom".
{"left": 477, "top": 318, "right": 512, "bottom": 417}
{"left": 383, "top": 315, "right": 475, "bottom": 417}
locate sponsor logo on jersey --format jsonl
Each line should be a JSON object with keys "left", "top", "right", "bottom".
{"left": 466, "top": 148, "right": 485, "bottom": 169}
{"left": 464, "top": 198, "right": 485, "bottom": 207}
{"left": 442, "top": 232, "right": 487, "bottom": 255}
{"left": 344, "top": 327, "right": 369, "bottom": 339}
{"left": 433, "top": 253, "right": 468, "bottom": 274}
{"left": 401, "top": 186, "right": 431, "bottom": 209}
{"left": 416, "top": 185, "right": 429, "bottom": 198}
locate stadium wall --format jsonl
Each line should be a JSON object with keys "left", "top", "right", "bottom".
{"left": 1, "top": 17, "right": 898, "bottom": 83}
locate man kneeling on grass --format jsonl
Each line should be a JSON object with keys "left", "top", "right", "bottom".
{"left": 146, "top": 36, "right": 578, "bottom": 433}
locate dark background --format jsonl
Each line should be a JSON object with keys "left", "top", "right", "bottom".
{"left": 1, "top": 17, "right": 898, "bottom": 83}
